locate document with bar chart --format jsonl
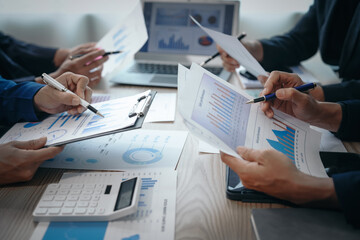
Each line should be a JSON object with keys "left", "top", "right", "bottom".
{"left": 0, "top": 90, "right": 155, "bottom": 146}
{"left": 31, "top": 169, "right": 177, "bottom": 240}
{"left": 178, "top": 63, "right": 327, "bottom": 177}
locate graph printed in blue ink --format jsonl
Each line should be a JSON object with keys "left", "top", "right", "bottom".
{"left": 191, "top": 73, "right": 251, "bottom": 150}
{"left": 266, "top": 117, "right": 296, "bottom": 163}
{"left": 48, "top": 113, "right": 82, "bottom": 130}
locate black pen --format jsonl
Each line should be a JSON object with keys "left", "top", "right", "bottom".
{"left": 200, "top": 32, "right": 246, "bottom": 67}
{"left": 246, "top": 83, "right": 317, "bottom": 104}
{"left": 69, "top": 51, "right": 122, "bottom": 60}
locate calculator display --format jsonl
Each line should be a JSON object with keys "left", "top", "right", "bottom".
{"left": 114, "top": 178, "right": 137, "bottom": 211}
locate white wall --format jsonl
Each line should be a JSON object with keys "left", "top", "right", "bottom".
{"left": 0, "top": 0, "right": 314, "bottom": 48}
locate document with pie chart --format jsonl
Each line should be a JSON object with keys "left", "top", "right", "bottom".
{"left": 40, "top": 129, "right": 188, "bottom": 170}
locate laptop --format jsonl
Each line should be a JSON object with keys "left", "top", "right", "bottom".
{"left": 110, "top": 0, "right": 240, "bottom": 88}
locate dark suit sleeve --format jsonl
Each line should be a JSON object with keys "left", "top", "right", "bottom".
{"left": 0, "top": 76, "right": 44, "bottom": 124}
{"left": 322, "top": 80, "right": 360, "bottom": 102}
{"left": 259, "top": 3, "right": 319, "bottom": 71}
{"left": 333, "top": 171, "right": 360, "bottom": 227}
{"left": 0, "top": 32, "right": 58, "bottom": 78}
{"left": 332, "top": 100, "right": 360, "bottom": 141}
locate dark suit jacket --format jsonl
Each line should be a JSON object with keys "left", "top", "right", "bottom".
{"left": 0, "top": 32, "right": 58, "bottom": 83}
{"left": 259, "top": 0, "right": 360, "bottom": 81}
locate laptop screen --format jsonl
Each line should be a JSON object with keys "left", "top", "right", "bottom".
{"left": 140, "top": 1, "right": 235, "bottom": 56}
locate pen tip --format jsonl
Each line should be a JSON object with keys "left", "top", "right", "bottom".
{"left": 97, "top": 112, "right": 105, "bottom": 118}
{"left": 199, "top": 62, "right": 205, "bottom": 67}
{"left": 246, "top": 100, "right": 253, "bottom": 104}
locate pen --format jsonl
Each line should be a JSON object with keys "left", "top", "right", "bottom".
{"left": 246, "top": 82, "right": 317, "bottom": 104}
{"left": 200, "top": 32, "right": 246, "bottom": 67}
{"left": 41, "top": 73, "right": 104, "bottom": 118}
{"left": 69, "top": 50, "right": 122, "bottom": 60}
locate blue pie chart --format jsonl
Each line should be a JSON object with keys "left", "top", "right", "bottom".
{"left": 123, "top": 148, "right": 162, "bottom": 165}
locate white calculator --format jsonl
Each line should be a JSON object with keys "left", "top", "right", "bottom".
{"left": 33, "top": 172, "right": 141, "bottom": 222}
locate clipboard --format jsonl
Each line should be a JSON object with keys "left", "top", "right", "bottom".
{"left": 0, "top": 90, "right": 157, "bottom": 147}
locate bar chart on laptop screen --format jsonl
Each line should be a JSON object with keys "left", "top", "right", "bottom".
{"left": 191, "top": 73, "right": 251, "bottom": 150}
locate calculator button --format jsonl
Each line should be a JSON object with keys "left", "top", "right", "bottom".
{"left": 92, "top": 195, "right": 100, "bottom": 201}
{"left": 70, "top": 190, "right": 81, "bottom": 195}
{"left": 80, "top": 195, "right": 91, "bottom": 201}
{"left": 48, "top": 208, "right": 61, "bottom": 215}
{"left": 72, "top": 184, "right": 84, "bottom": 189}
{"left": 61, "top": 208, "right": 74, "bottom": 215}
{"left": 95, "top": 184, "right": 104, "bottom": 189}
{"left": 75, "top": 208, "right": 87, "bottom": 215}
{"left": 67, "top": 196, "right": 79, "bottom": 201}
{"left": 58, "top": 190, "right": 69, "bottom": 195}
{"left": 44, "top": 190, "right": 57, "bottom": 195}
{"left": 77, "top": 202, "right": 89, "bottom": 207}
{"left": 47, "top": 184, "right": 59, "bottom": 189}
{"left": 89, "top": 202, "right": 98, "bottom": 208}
{"left": 84, "top": 184, "right": 96, "bottom": 189}
{"left": 88, "top": 208, "right": 96, "bottom": 215}
{"left": 64, "top": 202, "right": 76, "bottom": 207}
{"left": 59, "top": 184, "right": 72, "bottom": 189}
{"left": 39, "top": 201, "right": 63, "bottom": 208}
{"left": 94, "top": 190, "right": 102, "bottom": 195}
{"left": 35, "top": 208, "right": 48, "bottom": 215}
{"left": 42, "top": 195, "right": 54, "bottom": 201}
{"left": 54, "top": 196, "right": 66, "bottom": 201}
{"left": 97, "top": 208, "right": 105, "bottom": 214}
{"left": 82, "top": 190, "right": 93, "bottom": 195}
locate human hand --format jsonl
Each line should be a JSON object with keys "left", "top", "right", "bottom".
{"left": 34, "top": 72, "right": 92, "bottom": 115}
{"left": 52, "top": 45, "right": 109, "bottom": 87}
{"left": 220, "top": 147, "right": 337, "bottom": 205}
{"left": 0, "top": 137, "right": 64, "bottom": 185}
{"left": 217, "top": 45, "right": 240, "bottom": 72}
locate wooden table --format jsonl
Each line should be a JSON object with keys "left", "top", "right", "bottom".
{"left": 0, "top": 71, "right": 356, "bottom": 240}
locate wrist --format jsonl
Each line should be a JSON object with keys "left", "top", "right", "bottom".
{"left": 53, "top": 48, "right": 70, "bottom": 67}
{"left": 310, "top": 102, "right": 342, "bottom": 131}
{"left": 289, "top": 173, "right": 338, "bottom": 208}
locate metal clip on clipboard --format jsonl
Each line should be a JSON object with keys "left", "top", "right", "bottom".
{"left": 128, "top": 93, "right": 153, "bottom": 118}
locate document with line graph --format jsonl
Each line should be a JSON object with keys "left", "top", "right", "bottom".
{"left": 178, "top": 63, "right": 327, "bottom": 178}
{"left": 0, "top": 90, "right": 156, "bottom": 147}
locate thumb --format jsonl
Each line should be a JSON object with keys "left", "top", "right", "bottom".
{"left": 275, "top": 88, "right": 307, "bottom": 104}
{"left": 13, "top": 137, "right": 47, "bottom": 150}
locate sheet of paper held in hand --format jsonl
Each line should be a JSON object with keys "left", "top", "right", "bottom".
{"left": 96, "top": 0, "right": 148, "bottom": 78}
{"left": 177, "top": 63, "right": 327, "bottom": 178}
{"left": 0, "top": 90, "right": 151, "bottom": 147}
{"left": 190, "top": 16, "right": 267, "bottom": 77}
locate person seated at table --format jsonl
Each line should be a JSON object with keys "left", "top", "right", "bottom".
{"left": 217, "top": 0, "right": 360, "bottom": 102}
{"left": 220, "top": 71, "right": 360, "bottom": 227}
{"left": 0, "top": 31, "right": 109, "bottom": 88}
{"left": 0, "top": 72, "right": 91, "bottom": 185}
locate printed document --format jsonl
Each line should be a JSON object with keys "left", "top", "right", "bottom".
{"left": 178, "top": 63, "right": 327, "bottom": 178}
{"left": 0, "top": 91, "right": 152, "bottom": 146}
{"left": 190, "top": 16, "right": 267, "bottom": 77}
{"left": 41, "top": 129, "right": 188, "bottom": 170}
{"left": 97, "top": 0, "right": 148, "bottom": 78}
{"left": 31, "top": 169, "right": 177, "bottom": 240}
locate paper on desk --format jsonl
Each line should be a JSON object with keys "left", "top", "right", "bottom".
{"left": 311, "top": 126, "right": 347, "bottom": 152}
{"left": 236, "top": 65, "right": 320, "bottom": 89}
{"left": 30, "top": 169, "right": 177, "bottom": 240}
{"left": 145, "top": 93, "right": 176, "bottom": 123}
{"left": 0, "top": 91, "right": 154, "bottom": 146}
{"left": 199, "top": 140, "right": 219, "bottom": 154}
{"left": 97, "top": 0, "right": 148, "bottom": 78}
{"left": 178, "top": 63, "right": 327, "bottom": 178}
{"left": 190, "top": 16, "right": 267, "bottom": 77}
{"left": 41, "top": 129, "right": 188, "bottom": 170}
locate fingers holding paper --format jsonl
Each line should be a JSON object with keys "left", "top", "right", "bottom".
{"left": 0, "top": 137, "right": 64, "bottom": 184}
{"left": 217, "top": 45, "right": 240, "bottom": 72}
{"left": 34, "top": 72, "right": 92, "bottom": 115}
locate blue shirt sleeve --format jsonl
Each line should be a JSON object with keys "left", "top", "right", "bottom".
{"left": 333, "top": 171, "right": 360, "bottom": 227}
{"left": 0, "top": 76, "right": 44, "bottom": 124}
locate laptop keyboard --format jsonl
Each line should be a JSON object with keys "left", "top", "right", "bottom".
{"left": 129, "top": 63, "right": 223, "bottom": 75}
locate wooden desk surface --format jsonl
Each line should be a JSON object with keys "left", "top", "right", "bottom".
{"left": 0, "top": 73, "right": 355, "bottom": 240}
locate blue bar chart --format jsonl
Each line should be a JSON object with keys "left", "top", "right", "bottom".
{"left": 191, "top": 73, "right": 250, "bottom": 150}
{"left": 158, "top": 35, "right": 189, "bottom": 50}
{"left": 266, "top": 117, "right": 296, "bottom": 163}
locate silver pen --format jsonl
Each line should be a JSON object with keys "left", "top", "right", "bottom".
{"left": 41, "top": 73, "right": 104, "bottom": 118}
